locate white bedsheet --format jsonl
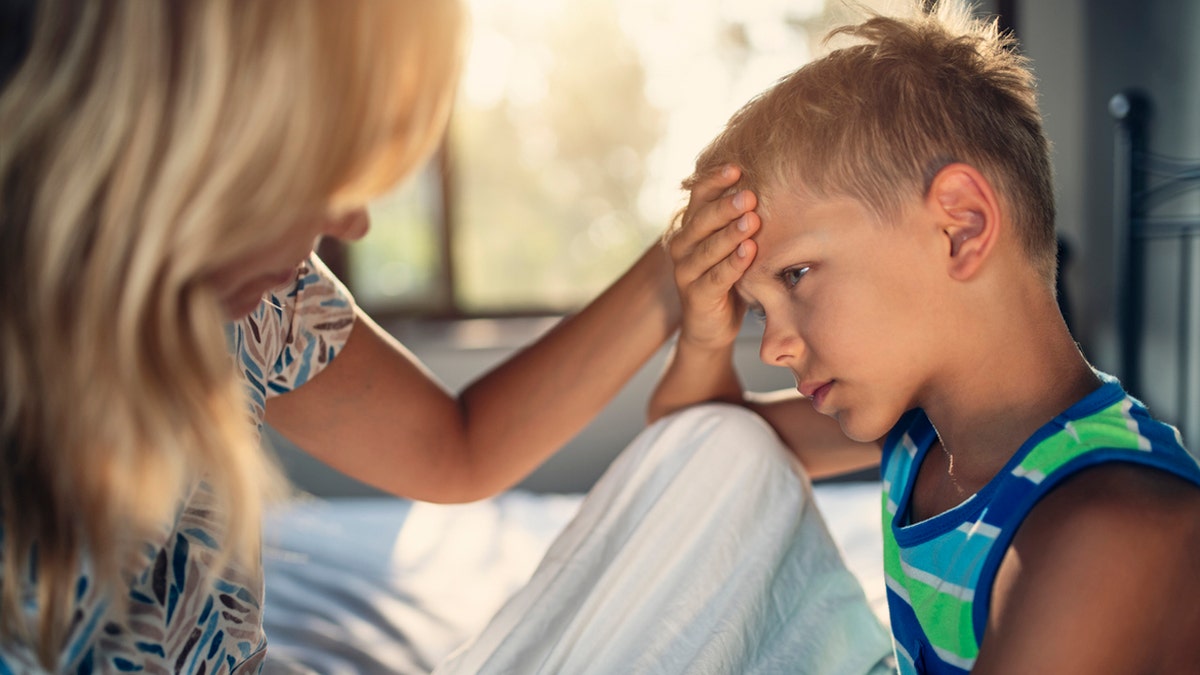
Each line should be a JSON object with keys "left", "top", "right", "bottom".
{"left": 262, "top": 482, "right": 884, "bottom": 674}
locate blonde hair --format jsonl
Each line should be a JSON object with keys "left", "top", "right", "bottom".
{"left": 684, "top": 0, "right": 1057, "bottom": 283}
{"left": 0, "top": 0, "right": 463, "bottom": 665}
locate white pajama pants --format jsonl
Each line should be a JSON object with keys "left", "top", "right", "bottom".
{"left": 434, "top": 404, "right": 895, "bottom": 675}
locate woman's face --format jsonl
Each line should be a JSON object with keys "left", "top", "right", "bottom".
{"left": 206, "top": 207, "right": 370, "bottom": 319}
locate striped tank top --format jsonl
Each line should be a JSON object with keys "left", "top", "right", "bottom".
{"left": 879, "top": 372, "right": 1200, "bottom": 674}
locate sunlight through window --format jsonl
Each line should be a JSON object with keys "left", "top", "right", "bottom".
{"left": 352, "top": 0, "right": 897, "bottom": 316}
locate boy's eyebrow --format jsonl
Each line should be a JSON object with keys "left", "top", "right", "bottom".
{"left": 741, "top": 255, "right": 781, "bottom": 287}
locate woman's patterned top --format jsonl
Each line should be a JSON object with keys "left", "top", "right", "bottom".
{"left": 1, "top": 254, "right": 355, "bottom": 674}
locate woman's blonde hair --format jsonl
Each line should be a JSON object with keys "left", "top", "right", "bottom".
{"left": 0, "top": 0, "right": 463, "bottom": 664}
{"left": 683, "top": 0, "right": 1057, "bottom": 283}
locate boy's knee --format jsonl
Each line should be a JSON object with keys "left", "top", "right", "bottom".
{"left": 654, "top": 402, "right": 770, "bottom": 440}
{"left": 642, "top": 403, "right": 805, "bottom": 482}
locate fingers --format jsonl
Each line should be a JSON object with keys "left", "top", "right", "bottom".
{"left": 708, "top": 236, "right": 756, "bottom": 291}
{"left": 691, "top": 164, "right": 742, "bottom": 205}
{"left": 674, "top": 234, "right": 757, "bottom": 350}
{"left": 676, "top": 165, "right": 748, "bottom": 234}
{"left": 662, "top": 164, "right": 762, "bottom": 345}
{"left": 686, "top": 236, "right": 756, "bottom": 318}
{"left": 674, "top": 166, "right": 756, "bottom": 243}
{"left": 673, "top": 209, "right": 759, "bottom": 289}
{"left": 678, "top": 189, "right": 758, "bottom": 248}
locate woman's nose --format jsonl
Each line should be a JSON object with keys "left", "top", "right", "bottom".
{"left": 323, "top": 207, "right": 370, "bottom": 242}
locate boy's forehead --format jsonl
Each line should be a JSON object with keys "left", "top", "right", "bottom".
{"left": 753, "top": 192, "right": 835, "bottom": 249}
{"left": 738, "top": 219, "right": 815, "bottom": 291}
{"left": 755, "top": 191, "right": 879, "bottom": 243}
{"left": 742, "top": 192, "right": 880, "bottom": 282}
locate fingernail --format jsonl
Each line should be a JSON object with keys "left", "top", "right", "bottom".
{"left": 733, "top": 192, "right": 745, "bottom": 210}
{"left": 737, "top": 242, "right": 748, "bottom": 258}
{"left": 722, "top": 165, "right": 735, "bottom": 179}
{"left": 736, "top": 215, "right": 749, "bottom": 232}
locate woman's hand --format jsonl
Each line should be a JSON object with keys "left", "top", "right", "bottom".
{"left": 665, "top": 166, "right": 760, "bottom": 352}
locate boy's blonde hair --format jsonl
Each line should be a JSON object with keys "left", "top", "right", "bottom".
{"left": 0, "top": 0, "right": 463, "bottom": 665}
{"left": 686, "top": 0, "right": 1057, "bottom": 283}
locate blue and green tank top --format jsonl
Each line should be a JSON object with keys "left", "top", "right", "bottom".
{"left": 879, "top": 372, "right": 1199, "bottom": 674}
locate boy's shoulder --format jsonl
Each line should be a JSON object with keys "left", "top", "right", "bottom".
{"left": 982, "top": 460, "right": 1200, "bottom": 671}
{"left": 1018, "top": 457, "right": 1200, "bottom": 551}
{"left": 1013, "top": 374, "right": 1196, "bottom": 480}
{"left": 1014, "top": 381, "right": 1198, "bottom": 561}
{"left": 981, "top": 379, "right": 1200, "bottom": 671}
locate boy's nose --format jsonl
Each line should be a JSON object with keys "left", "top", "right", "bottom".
{"left": 758, "top": 320, "right": 803, "bottom": 367}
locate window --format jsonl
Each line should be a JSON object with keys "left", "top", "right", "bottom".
{"left": 344, "top": 0, "right": 896, "bottom": 317}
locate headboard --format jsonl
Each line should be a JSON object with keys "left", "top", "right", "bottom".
{"left": 1109, "top": 90, "right": 1200, "bottom": 447}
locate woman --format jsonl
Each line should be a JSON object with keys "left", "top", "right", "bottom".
{"left": 0, "top": 0, "right": 748, "bottom": 671}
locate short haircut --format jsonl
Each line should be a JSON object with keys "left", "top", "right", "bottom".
{"left": 686, "top": 0, "right": 1057, "bottom": 282}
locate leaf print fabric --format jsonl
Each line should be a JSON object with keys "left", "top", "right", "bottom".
{"left": 1, "top": 254, "right": 356, "bottom": 674}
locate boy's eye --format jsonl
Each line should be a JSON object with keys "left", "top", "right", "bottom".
{"left": 744, "top": 300, "right": 763, "bottom": 321}
{"left": 778, "top": 266, "right": 810, "bottom": 288}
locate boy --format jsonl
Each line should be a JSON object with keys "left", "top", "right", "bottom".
{"left": 655, "top": 1, "right": 1200, "bottom": 672}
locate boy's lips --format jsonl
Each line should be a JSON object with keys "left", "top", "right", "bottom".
{"left": 798, "top": 379, "right": 834, "bottom": 408}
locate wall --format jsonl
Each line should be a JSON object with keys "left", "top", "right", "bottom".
{"left": 1018, "top": 0, "right": 1200, "bottom": 450}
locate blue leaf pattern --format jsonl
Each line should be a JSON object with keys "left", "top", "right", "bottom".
{"left": 0, "top": 255, "right": 355, "bottom": 673}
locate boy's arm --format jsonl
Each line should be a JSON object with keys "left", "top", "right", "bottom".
{"left": 649, "top": 334, "right": 880, "bottom": 479}
{"left": 975, "top": 463, "right": 1200, "bottom": 673}
{"left": 744, "top": 390, "right": 884, "bottom": 478}
{"left": 648, "top": 167, "right": 881, "bottom": 477}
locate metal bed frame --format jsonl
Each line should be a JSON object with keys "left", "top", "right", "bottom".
{"left": 1109, "top": 90, "right": 1200, "bottom": 441}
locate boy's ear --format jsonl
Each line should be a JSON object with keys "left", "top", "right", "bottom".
{"left": 927, "top": 163, "right": 1001, "bottom": 281}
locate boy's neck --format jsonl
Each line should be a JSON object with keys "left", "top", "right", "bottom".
{"left": 920, "top": 291, "right": 1102, "bottom": 487}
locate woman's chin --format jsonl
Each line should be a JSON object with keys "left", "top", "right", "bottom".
{"left": 222, "top": 294, "right": 265, "bottom": 320}
{"left": 218, "top": 268, "right": 298, "bottom": 320}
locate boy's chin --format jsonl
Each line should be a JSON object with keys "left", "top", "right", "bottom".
{"left": 835, "top": 410, "right": 894, "bottom": 444}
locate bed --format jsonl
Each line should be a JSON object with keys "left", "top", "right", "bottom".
{"left": 259, "top": 479, "right": 887, "bottom": 674}
{"left": 253, "top": 314, "right": 891, "bottom": 675}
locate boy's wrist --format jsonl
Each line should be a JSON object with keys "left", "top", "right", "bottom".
{"left": 675, "top": 331, "right": 738, "bottom": 361}
{"left": 649, "top": 339, "right": 745, "bottom": 422}
{"left": 670, "top": 335, "right": 742, "bottom": 398}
